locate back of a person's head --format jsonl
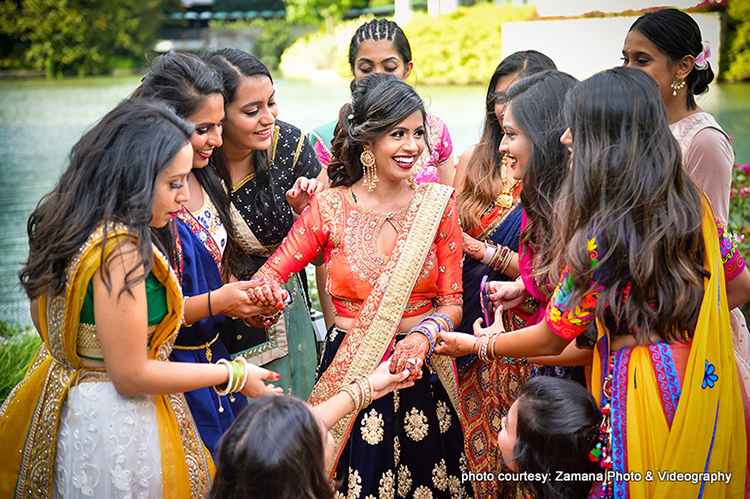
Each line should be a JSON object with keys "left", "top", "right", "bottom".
{"left": 514, "top": 377, "right": 601, "bottom": 499}
{"left": 208, "top": 396, "right": 333, "bottom": 499}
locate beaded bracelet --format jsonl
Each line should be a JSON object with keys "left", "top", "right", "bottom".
{"left": 499, "top": 357, "right": 528, "bottom": 365}
{"left": 433, "top": 311, "right": 454, "bottom": 331}
{"left": 259, "top": 308, "right": 283, "bottom": 328}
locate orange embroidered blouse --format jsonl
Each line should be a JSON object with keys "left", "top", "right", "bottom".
{"left": 257, "top": 185, "right": 463, "bottom": 318}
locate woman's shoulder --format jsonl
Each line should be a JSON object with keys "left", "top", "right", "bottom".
{"left": 671, "top": 111, "right": 730, "bottom": 146}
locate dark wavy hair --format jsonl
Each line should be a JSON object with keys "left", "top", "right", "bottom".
{"left": 629, "top": 8, "right": 713, "bottom": 110}
{"left": 457, "top": 51, "right": 556, "bottom": 232}
{"left": 20, "top": 100, "right": 193, "bottom": 299}
{"left": 328, "top": 73, "right": 426, "bottom": 188}
{"left": 348, "top": 18, "right": 412, "bottom": 92}
{"left": 133, "top": 51, "right": 238, "bottom": 280}
{"left": 504, "top": 70, "right": 578, "bottom": 286}
{"left": 511, "top": 377, "right": 601, "bottom": 499}
{"left": 208, "top": 396, "right": 333, "bottom": 499}
{"left": 550, "top": 66, "right": 707, "bottom": 343}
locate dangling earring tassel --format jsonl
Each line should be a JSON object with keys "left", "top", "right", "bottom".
{"left": 670, "top": 76, "right": 686, "bottom": 96}
{"left": 360, "top": 149, "right": 377, "bottom": 191}
{"left": 408, "top": 176, "right": 417, "bottom": 189}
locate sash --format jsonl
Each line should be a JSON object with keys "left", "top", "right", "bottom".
{"left": 0, "top": 224, "right": 214, "bottom": 498}
{"left": 308, "top": 182, "right": 455, "bottom": 477}
{"left": 590, "top": 202, "right": 746, "bottom": 498}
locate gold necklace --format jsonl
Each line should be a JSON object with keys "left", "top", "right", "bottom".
{"left": 494, "top": 154, "right": 520, "bottom": 209}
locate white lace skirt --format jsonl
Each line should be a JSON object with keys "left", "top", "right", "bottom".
{"left": 52, "top": 381, "right": 163, "bottom": 499}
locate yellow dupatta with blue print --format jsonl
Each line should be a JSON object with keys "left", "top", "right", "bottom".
{"left": 590, "top": 203, "right": 746, "bottom": 498}
{"left": 0, "top": 224, "right": 214, "bottom": 498}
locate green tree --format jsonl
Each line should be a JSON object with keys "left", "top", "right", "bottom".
{"left": 213, "top": 0, "right": 284, "bottom": 11}
{"left": 0, "top": 0, "right": 167, "bottom": 76}
{"left": 284, "top": 0, "right": 364, "bottom": 32}
{"left": 722, "top": 0, "right": 750, "bottom": 82}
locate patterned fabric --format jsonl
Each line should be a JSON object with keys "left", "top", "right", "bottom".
{"left": 178, "top": 188, "right": 226, "bottom": 265}
{"left": 309, "top": 112, "right": 454, "bottom": 185}
{"left": 0, "top": 224, "right": 213, "bottom": 498}
{"left": 322, "top": 328, "right": 472, "bottom": 499}
{"left": 171, "top": 219, "right": 247, "bottom": 455}
{"left": 258, "top": 185, "right": 463, "bottom": 318}
{"left": 220, "top": 119, "right": 320, "bottom": 400}
{"left": 547, "top": 216, "right": 746, "bottom": 340}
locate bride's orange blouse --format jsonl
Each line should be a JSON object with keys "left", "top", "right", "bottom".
{"left": 257, "top": 185, "right": 463, "bottom": 318}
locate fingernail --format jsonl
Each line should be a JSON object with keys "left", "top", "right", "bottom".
{"left": 275, "top": 373, "right": 281, "bottom": 380}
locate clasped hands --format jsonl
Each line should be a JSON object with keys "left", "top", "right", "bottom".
{"left": 219, "top": 277, "right": 288, "bottom": 327}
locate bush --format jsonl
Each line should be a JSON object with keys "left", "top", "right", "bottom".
{"left": 722, "top": 0, "right": 750, "bottom": 82}
{"left": 728, "top": 160, "right": 750, "bottom": 317}
{"left": 0, "top": 320, "right": 41, "bottom": 405}
{"left": 403, "top": 3, "right": 536, "bottom": 84}
{"left": 279, "top": 3, "right": 536, "bottom": 84}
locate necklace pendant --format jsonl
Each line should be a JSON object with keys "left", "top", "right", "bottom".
{"left": 496, "top": 194, "right": 513, "bottom": 209}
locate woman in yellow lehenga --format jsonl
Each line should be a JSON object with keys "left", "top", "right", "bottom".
{"left": 437, "top": 67, "right": 750, "bottom": 498}
{"left": 0, "top": 100, "right": 281, "bottom": 498}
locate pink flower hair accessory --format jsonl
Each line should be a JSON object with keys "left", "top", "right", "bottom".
{"left": 695, "top": 40, "right": 711, "bottom": 70}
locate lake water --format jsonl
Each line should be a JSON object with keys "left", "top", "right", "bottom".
{"left": 1, "top": 75, "right": 748, "bottom": 325}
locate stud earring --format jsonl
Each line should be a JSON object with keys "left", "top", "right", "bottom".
{"left": 360, "top": 149, "right": 378, "bottom": 191}
{"left": 670, "top": 75, "right": 686, "bottom": 96}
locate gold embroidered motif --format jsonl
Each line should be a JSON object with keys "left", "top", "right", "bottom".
{"left": 334, "top": 492, "right": 346, "bottom": 499}
{"left": 448, "top": 475, "right": 468, "bottom": 499}
{"left": 449, "top": 242, "right": 457, "bottom": 251}
{"left": 404, "top": 407, "right": 429, "bottom": 441}
{"left": 397, "top": 464, "right": 412, "bottom": 498}
{"left": 379, "top": 470, "right": 395, "bottom": 499}
{"left": 294, "top": 252, "right": 303, "bottom": 261}
{"left": 394, "top": 434, "right": 401, "bottom": 464}
{"left": 360, "top": 408, "right": 384, "bottom": 445}
{"left": 432, "top": 459, "right": 448, "bottom": 491}
{"left": 459, "top": 453, "right": 468, "bottom": 476}
{"left": 414, "top": 485, "right": 434, "bottom": 499}
{"left": 439, "top": 265, "right": 446, "bottom": 273}
{"left": 436, "top": 400, "right": 452, "bottom": 433}
{"left": 348, "top": 468, "right": 363, "bottom": 499}
{"left": 393, "top": 390, "right": 400, "bottom": 412}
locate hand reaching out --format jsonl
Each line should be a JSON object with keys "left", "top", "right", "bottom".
{"left": 286, "top": 177, "right": 324, "bottom": 215}
{"left": 487, "top": 278, "right": 529, "bottom": 312}
{"left": 366, "top": 361, "right": 415, "bottom": 399}
{"left": 389, "top": 333, "right": 430, "bottom": 380}
{"left": 240, "top": 363, "right": 284, "bottom": 398}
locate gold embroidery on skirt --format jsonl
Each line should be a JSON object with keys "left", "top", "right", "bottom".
{"left": 436, "top": 400, "right": 452, "bottom": 433}
{"left": 347, "top": 468, "right": 363, "bottom": 498}
{"left": 432, "top": 459, "right": 448, "bottom": 491}
{"left": 360, "top": 409, "right": 384, "bottom": 445}
{"left": 397, "top": 464, "right": 412, "bottom": 497}
{"left": 379, "top": 470, "right": 395, "bottom": 499}
{"left": 413, "top": 485, "right": 434, "bottom": 499}
{"left": 404, "top": 407, "right": 429, "bottom": 441}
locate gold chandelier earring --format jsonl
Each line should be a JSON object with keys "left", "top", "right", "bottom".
{"left": 360, "top": 149, "right": 378, "bottom": 191}
{"left": 670, "top": 75, "right": 686, "bottom": 96}
{"left": 495, "top": 153, "right": 517, "bottom": 209}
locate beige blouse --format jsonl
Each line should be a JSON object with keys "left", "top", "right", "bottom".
{"left": 670, "top": 111, "right": 733, "bottom": 225}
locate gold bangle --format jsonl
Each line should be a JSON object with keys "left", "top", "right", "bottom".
{"left": 338, "top": 384, "right": 361, "bottom": 412}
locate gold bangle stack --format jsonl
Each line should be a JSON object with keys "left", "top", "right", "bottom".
{"left": 488, "top": 246, "right": 514, "bottom": 273}
{"left": 338, "top": 376, "right": 374, "bottom": 412}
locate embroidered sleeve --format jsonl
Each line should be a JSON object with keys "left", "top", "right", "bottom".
{"left": 256, "top": 195, "right": 329, "bottom": 284}
{"left": 428, "top": 114, "right": 454, "bottom": 166}
{"left": 715, "top": 215, "right": 746, "bottom": 281}
{"left": 546, "top": 266, "right": 601, "bottom": 339}
{"left": 293, "top": 132, "right": 323, "bottom": 179}
{"left": 434, "top": 196, "right": 463, "bottom": 306}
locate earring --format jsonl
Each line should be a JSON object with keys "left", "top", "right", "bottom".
{"left": 670, "top": 75, "right": 686, "bottom": 96}
{"left": 408, "top": 176, "right": 417, "bottom": 189}
{"left": 360, "top": 149, "right": 378, "bottom": 191}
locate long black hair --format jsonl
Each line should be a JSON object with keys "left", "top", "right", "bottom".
{"left": 629, "top": 8, "right": 713, "bottom": 110}
{"left": 504, "top": 70, "right": 577, "bottom": 286}
{"left": 551, "top": 66, "right": 706, "bottom": 342}
{"left": 133, "top": 51, "right": 238, "bottom": 280}
{"left": 20, "top": 100, "right": 193, "bottom": 299}
{"left": 202, "top": 48, "right": 288, "bottom": 236}
{"left": 457, "top": 50, "right": 556, "bottom": 232}
{"left": 511, "top": 377, "right": 601, "bottom": 499}
{"left": 328, "top": 73, "right": 426, "bottom": 188}
{"left": 208, "top": 396, "right": 333, "bottom": 499}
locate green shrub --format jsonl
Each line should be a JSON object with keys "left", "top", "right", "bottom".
{"left": 280, "top": 3, "right": 536, "bottom": 84}
{"left": 722, "top": 0, "right": 750, "bottom": 82}
{"left": 728, "top": 160, "right": 750, "bottom": 318}
{"left": 0, "top": 321, "right": 41, "bottom": 405}
{"left": 403, "top": 3, "right": 536, "bottom": 85}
